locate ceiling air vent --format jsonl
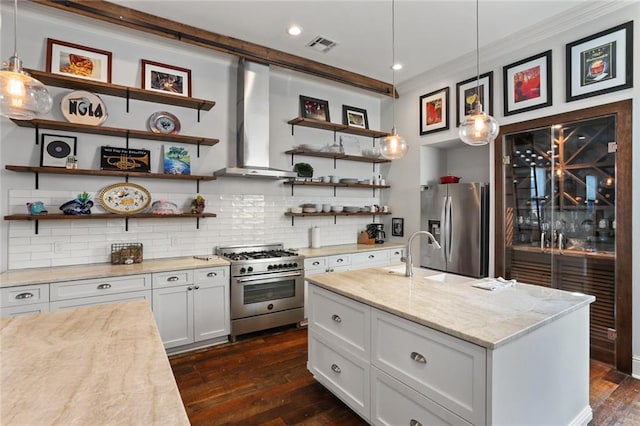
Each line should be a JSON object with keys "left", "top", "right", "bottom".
{"left": 307, "top": 36, "right": 338, "bottom": 53}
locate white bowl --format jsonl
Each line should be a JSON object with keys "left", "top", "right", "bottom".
{"left": 331, "top": 205, "right": 344, "bottom": 213}
{"left": 290, "top": 207, "right": 302, "bottom": 214}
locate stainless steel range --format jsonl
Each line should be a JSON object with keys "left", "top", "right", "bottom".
{"left": 216, "top": 243, "right": 304, "bottom": 341}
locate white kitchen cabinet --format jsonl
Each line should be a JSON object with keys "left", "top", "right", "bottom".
{"left": 371, "top": 368, "right": 471, "bottom": 426}
{"left": 371, "top": 308, "right": 486, "bottom": 425}
{"left": 0, "top": 284, "right": 50, "bottom": 318}
{"left": 388, "top": 247, "right": 404, "bottom": 264}
{"left": 49, "top": 274, "right": 152, "bottom": 311}
{"left": 152, "top": 267, "right": 229, "bottom": 349}
{"left": 351, "top": 250, "right": 389, "bottom": 269}
{"left": 308, "top": 284, "right": 485, "bottom": 426}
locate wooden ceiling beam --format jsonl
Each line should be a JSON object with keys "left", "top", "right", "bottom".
{"left": 32, "top": 0, "right": 396, "bottom": 98}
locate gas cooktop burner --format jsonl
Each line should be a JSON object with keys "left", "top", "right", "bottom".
{"left": 223, "top": 249, "right": 298, "bottom": 261}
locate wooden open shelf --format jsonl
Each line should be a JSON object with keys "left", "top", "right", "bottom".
{"left": 11, "top": 119, "right": 219, "bottom": 147}
{"left": 4, "top": 213, "right": 216, "bottom": 221}
{"left": 25, "top": 69, "right": 216, "bottom": 111}
{"left": 285, "top": 211, "right": 391, "bottom": 218}
{"left": 6, "top": 165, "right": 216, "bottom": 182}
{"left": 284, "top": 180, "right": 389, "bottom": 189}
{"left": 287, "top": 117, "right": 390, "bottom": 139}
{"left": 285, "top": 148, "right": 391, "bottom": 164}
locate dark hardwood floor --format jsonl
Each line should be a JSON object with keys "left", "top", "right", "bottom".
{"left": 170, "top": 325, "right": 640, "bottom": 425}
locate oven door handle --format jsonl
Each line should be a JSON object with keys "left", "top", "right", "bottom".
{"left": 236, "top": 271, "right": 302, "bottom": 283}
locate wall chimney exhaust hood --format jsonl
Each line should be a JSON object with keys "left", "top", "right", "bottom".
{"left": 214, "top": 59, "right": 297, "bottom": 179}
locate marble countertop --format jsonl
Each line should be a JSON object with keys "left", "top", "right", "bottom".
{"left": 0, "top": 300, "right": 189, "bottom": 425}
{"left": 0, "top": 256, "right": 230, "bottom": 288}
{"left": 306, "top": 265, "right": 595, "bottom": 349}
{"left": 297, "top": 242, "right": 404, "bottom": 258}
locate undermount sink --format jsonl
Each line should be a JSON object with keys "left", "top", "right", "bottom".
{"left": 383, "top": 265, "right": 472, "bottom": 284}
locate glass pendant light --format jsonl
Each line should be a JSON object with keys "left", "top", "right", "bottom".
{"left": 458, "top": 0, "right": 499, "bottom": 146}
{"left": 379, "top": 0, "right": 408, "bottom": 160}
{"left": 0, "top": 0, "right": 52, "bottom": 120}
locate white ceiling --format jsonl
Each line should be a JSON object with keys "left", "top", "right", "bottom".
{"left": 112, "top": 0, "right": 593, "bottom": 85}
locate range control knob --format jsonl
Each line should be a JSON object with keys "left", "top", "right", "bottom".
{"left": 293, "top": 262, "right": 298, "bottom": 268}
{"left": 267, "top": 265, "right": 274, "bottom": 270}
{"left": 247, "top": 266, "right": 253, "bottom": 272}
{"left": 239, "top": 267, "right": 246, "bottom": 274}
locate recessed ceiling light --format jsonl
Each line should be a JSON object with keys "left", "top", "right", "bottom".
{"left": 287, "top": 25, "right": 302, "bottom": 36}
{"left": 391, "top": 63, "right": 403, "bottom": 71}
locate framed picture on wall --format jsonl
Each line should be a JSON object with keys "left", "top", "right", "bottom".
{"left": 299, "top": 95, "right": 330, "bottom": 121}
{"left": 40, "top": 134, "right": 77, "bottom": 168}
{"left": 566, "top": 21, "right": 633, "bottom": 102}
{"left": 392, "top": 217, "right": 404, "bottom": 237}
{"left": 455, "top": 72, "right": 493, "bottom": 127}
{"left": 342, "top": 105, "right": 369, "bottom": 129}
{"left": 503, "top": 50, "right": 552, "bottom": 116}
{"left": 46, "top": 38, "right": 112, "bottom": 83}
{"left": 141, "top": 60, "right": 192, "bottom": 97}
{"left": 419, "top": 87, "right": 449, "bottom": 135}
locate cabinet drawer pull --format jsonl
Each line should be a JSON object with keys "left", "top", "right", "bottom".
{"left": 206, "top": 272, "right": 217, "bottom": 277}
{"left": 327, "top": 268, "right": 334, "bottom": 273}
{"left": 368, "top": 254, "right": 375, "bottom": 259}
{"left": 394, "top": 251, "right": 401, "bottom": 255}
{"left": 330, "top": 363, "right": 341, "bottom": 373}
{"left": 312, "top": 261, "right": 320, "bottom": 266}
{"left": 409, "top": 419, "right": 423, "bottom": 426}
{"left": 331, "top": 314, "right": 342, "bottom": 323}
{"left": 410, "top": 351, "right": 427, "bottom": 364}
{"left": 336, "top": 258, "right": 344, "bottom": 263}
{"left": 15, "top": 292, "right": 34, "bottom": 300}
{"left": 187, "top": 286, "right": 194, "bottom": 291}
{"left": 167, "top": 276, "right": 180, "bottom": 282}
{"left": 96, "top": 283, "right": 112, "bottom": 290}
{"left": 194, "top": 285, "right": 200, "bottom": 290}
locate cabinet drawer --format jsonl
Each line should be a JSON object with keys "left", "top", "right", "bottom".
{"left": 1, "top": 302, "right": 50, "bottom": 318}
{"left": 152, "top": 270, "right": 193, "bottom": 288}
{"left": 50, "top": 274, "right": 151, "bottom": 301}
{"left": 50, "top": 290, "right": 151, "bottom": 311}
{"left": 308, "top": 330, "right": 370, "bottom": 421}
{"left": 371, "top": 309, "right": 486, "bottom": 425}
{"left": 328, "top": 254, "right": 351, "bottom": 268}
{"left": 194, "top": 267, "right": 227, "bottom": 284}
{"left": 371, "top": 367, "right": 471, "bottom": 426}
{"left": 308, "top": 285, "right": 369, "bottom": 359}
{"left": 0, "top": 284, "right": 49, "bottom": 308}
{"left": 305, "top": 257, "right": 327, "bottom": 272}
{"left": 389, "top": 248, "right": 404, "bottom": 264}
{"left": 352, "top": 250, "right": 390, "bottom": 268}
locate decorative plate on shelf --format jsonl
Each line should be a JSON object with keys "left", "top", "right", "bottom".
{"left": 60, "top": 90, "right": 108, "bottom": 126}
{"left": 148, "top": 111, "right": 181, "bottom": 134}
{"left": 98, "top": 183, "right": 151, "bottom": 214}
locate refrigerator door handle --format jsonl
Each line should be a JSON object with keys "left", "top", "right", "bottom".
{"left": 446, "top": 196, "right": 453, "bottom": 263}
{"left": 440, "top": 196, "right": 447, "bottom": 259}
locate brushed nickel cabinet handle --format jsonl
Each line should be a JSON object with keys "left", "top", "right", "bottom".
{"left": 369, "top": 254, "right": 375, "bottom": 259}
{"left": 187, "top": 286, "right": 194, "bottom": 291}
{"left": 96, "top": 283, "right": 112, "bottom": 290}
{"left": 336, "top": 258, "right": 344, "bottom": 263}
{"left": 410, "top": 419, "right": 423, "bottom": 426}
{"left": 15, "top": 292, "right": 34, "bottom": 299}
{"left": 194, "top": 285, "right": 200, "bottom": 290}
{"left": 206, "top": 272, "right": 217, "bottom": 277}
{"left": 313, "top": 261, "right": 320, "bottom": 266}
{"left": 331, "top": 364, "right": 341, "bottom": 373}
{"left": 410, "top": 351, "right": 427, "bottom": 364}
{"left": 331, "top": 314, "right": 342, "bottom": 323}
{"left": 394, "top": 251, "right": 401, "bottom": 255}
{"left": 167, "top": 276, "right": 180, "bottom": 282}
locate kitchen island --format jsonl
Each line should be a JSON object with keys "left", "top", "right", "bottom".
{"left": 0, "top": 300, "right": 189, "bottom": 425}
{"left": 306, "top": 265, "right": 595, "bottom": 425}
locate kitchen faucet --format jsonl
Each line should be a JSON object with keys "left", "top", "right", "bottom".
{"left": 404, "top": 231, "right": 441, "bottom": 277}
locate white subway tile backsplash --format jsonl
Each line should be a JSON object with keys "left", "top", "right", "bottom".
{"left": 7, "top": 189, "right": 385, "bottom": 269}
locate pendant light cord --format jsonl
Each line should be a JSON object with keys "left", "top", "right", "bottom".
{"left": 475, "top": 0, "right": 480, "bottom": 111}
{"left": 391, "top": 0, "right": 397, "bottom": 131}
{"left": 12, "top": 0, "right": 19, "bottom": 57}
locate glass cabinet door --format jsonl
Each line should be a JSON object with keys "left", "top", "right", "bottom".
{"left": 503, "top": 114, "right": 617, "bottom": 365}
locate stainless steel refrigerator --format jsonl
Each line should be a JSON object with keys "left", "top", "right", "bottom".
{"left": 420, "top": 182, "right": 489, "bottom": 278}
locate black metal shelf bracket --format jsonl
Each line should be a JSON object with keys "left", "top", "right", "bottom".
{"left": 35, "top": 172, "right": 39, "bottom": 190}
{"left": 125, "top": 88, "right": 130, "bottom": 113}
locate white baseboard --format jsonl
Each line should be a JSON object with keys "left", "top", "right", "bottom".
{"left": 632, "top": 355, "right": 640, "bottom": 379}
{"left": 568, "top": 406, "right": 593, "bottom": 426}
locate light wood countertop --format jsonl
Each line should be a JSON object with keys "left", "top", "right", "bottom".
{"left": 297, "top": 242, "right": 404, "bottom": 258}
{"left": 0, "top": 256, "right": 229, "bottom": 288}
{"left": 307, "top": 266, "right": 595, "bottom": 349}
{"left": 0, "top": 300, "right": 189, "bottom": 425}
